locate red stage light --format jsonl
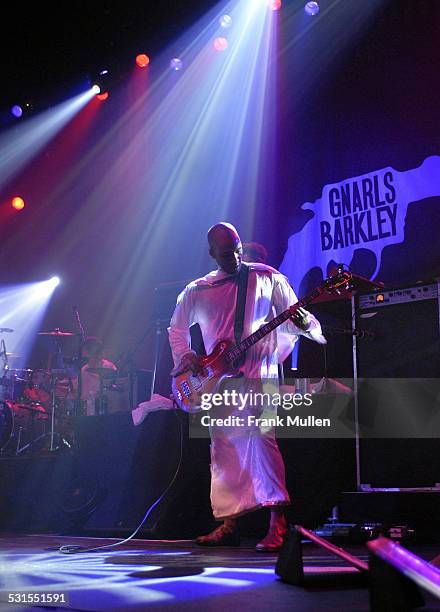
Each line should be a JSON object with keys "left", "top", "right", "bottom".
{"left": 12, "top": 196, "right": 25, "bottom": 211}
{"left": 270, "top": 0, "right": 282, "bottom": 10}
{"left": 136, "top": 54, "right": 150, "bottom": 68}
{"left": 213, "top": 37, "right": 228, "bottom": 52}
{"left": 96, "top": 92, "right": 109, "bottom": 101}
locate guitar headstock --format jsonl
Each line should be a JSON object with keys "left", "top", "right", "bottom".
{"left": 322, "top": 270, "right": 353, "bottom": 294}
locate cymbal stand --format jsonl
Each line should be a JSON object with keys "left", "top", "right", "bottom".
{"left": 48, "top": 372, "right": 57, "bottom": 451}
{"left": 73, "top": 307, "right": 86, "bottom": 416}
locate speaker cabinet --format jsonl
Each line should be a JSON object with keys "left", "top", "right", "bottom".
{"left": 71, "top": 411, "right": 182, "bottom": 531}
{"left": 355, "top": 282, "right": 440, "bottom": 487}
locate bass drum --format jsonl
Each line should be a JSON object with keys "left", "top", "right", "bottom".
{"left": 0, "top": 400, "right": 48, "bottom": 455}
{"left": 0, "top": 400, "right": 14, "bottom": 452}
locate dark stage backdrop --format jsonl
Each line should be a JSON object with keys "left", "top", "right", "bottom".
{"left": 0, "top": 0, "right": 439, "bottom": 376}
{"left": 274, "top": 1, "right": 440, "bottom": 297}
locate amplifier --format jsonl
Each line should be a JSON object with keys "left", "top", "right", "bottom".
{"left": 356, "top": 282, "right": 440, "bottom": 378}
{"left": 358, "top": 283, "right": 438, "bottom": 310}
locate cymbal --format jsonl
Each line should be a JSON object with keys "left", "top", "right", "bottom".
{"left": 38, "top": 329, "right": 74, "bottom": 337}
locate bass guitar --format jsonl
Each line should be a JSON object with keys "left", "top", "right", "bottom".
{"left": 172, "top": 271, "right": 352, "bottom": 412}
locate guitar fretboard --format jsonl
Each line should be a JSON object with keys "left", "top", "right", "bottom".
{"left": 225, "top": 286, "right": 324, "bottom": 364}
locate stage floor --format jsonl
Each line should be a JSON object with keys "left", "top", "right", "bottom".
{"left": 0, "top": 534, "right": 438, "bottom": 611}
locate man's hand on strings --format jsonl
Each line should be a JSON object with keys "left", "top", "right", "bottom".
{"left": 290, "top": 306, "right": 312, "bottom": 331}
{"left": 171, "top": 351, "right": 201, "bottom": 377}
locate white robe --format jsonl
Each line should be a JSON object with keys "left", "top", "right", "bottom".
{"left": 168, "top": 263, "right": 325, "bottom": 519}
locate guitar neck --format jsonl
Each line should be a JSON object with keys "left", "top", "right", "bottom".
{"left": 225, "top": 286, "right": 323, "bottom": 363}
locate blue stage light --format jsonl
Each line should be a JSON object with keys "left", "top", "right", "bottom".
{"left": 11, "top": 105, "right": 23, "bottom": 118}
{"left": 219, "top": 14, "right": 232, "bottom": 29}
{"left": 170, "top": 58, "right": 183, "bottom": 71}
{"left": 305, "top": 1, "right": 320, "bottom": 16}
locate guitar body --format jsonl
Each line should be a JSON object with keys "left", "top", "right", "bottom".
{"left": 172, "top": 340, "right": 239, "bottom": 412}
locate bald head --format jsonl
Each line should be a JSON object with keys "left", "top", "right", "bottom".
{"left": 207, "top": 222, "right": 242, "bottom": 275}
{"left": 207, "top": 222, "right": 240, "bottom": 247}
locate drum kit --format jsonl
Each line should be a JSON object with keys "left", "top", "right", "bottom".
{"left": 0, "top": 328, "right": 78, "bottom": 456}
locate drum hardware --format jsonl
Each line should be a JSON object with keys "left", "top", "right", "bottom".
{"left": 0, "top": 327, "right": 80, "bottom": 455}
{"left": 43, "top": 369, "right": 77, "bottom": 452}
{"left": 1, "top": 368, "right": 33, "bottom": 401}
{"left": 15, "top": 402, "right": 49, "bottom": 455}
{"left": 36, "top": 328, "right": 79, "bottom": 450}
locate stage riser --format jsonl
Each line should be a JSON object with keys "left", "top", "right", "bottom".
{"left": 0, "top": 420, "right": 356, "bottom": 535}
{"left": 0, "top": 412, "right": 206, "bottom": 535}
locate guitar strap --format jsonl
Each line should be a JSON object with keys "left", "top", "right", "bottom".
{"left": 234, "top": 262, "right": 249, "bottom": 347}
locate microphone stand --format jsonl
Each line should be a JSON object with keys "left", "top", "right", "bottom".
{"left": 115, "top": 320, "right": 162, "bottom": 407}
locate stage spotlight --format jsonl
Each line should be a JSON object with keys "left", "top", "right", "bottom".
{"left": 305, "top": 1, "right": 320, "bottom": 16}
{"left": 30, "top": 277, "right": 61, "bottom": 300}
{"left": 170, "top": 58, "right": 183, "bottom": 71}
{"left": 219, "top": 14, "right": 232, "bottom": 28}
{"left": 213, "top": 37, "right": 228, "bottom": 52}
{"left": 10, "top": 102, "right": 34, "bottom": 118}
{"left": 11, "top": 105, "right": 23, "bottom": 118}
{"left": 0, "top": 281, "right": 61, "bottom": 367}
{"left": 11, "top": 196, "right": 25, "bottom": 211}
{"left": 270, "top": 0, "right": 282, "bottom": 10}
{"left": 91, "top": 68, "right": 111, "bottom": 98}
{"left": 136, "top": 54, "right": 150, "bottom": 68}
